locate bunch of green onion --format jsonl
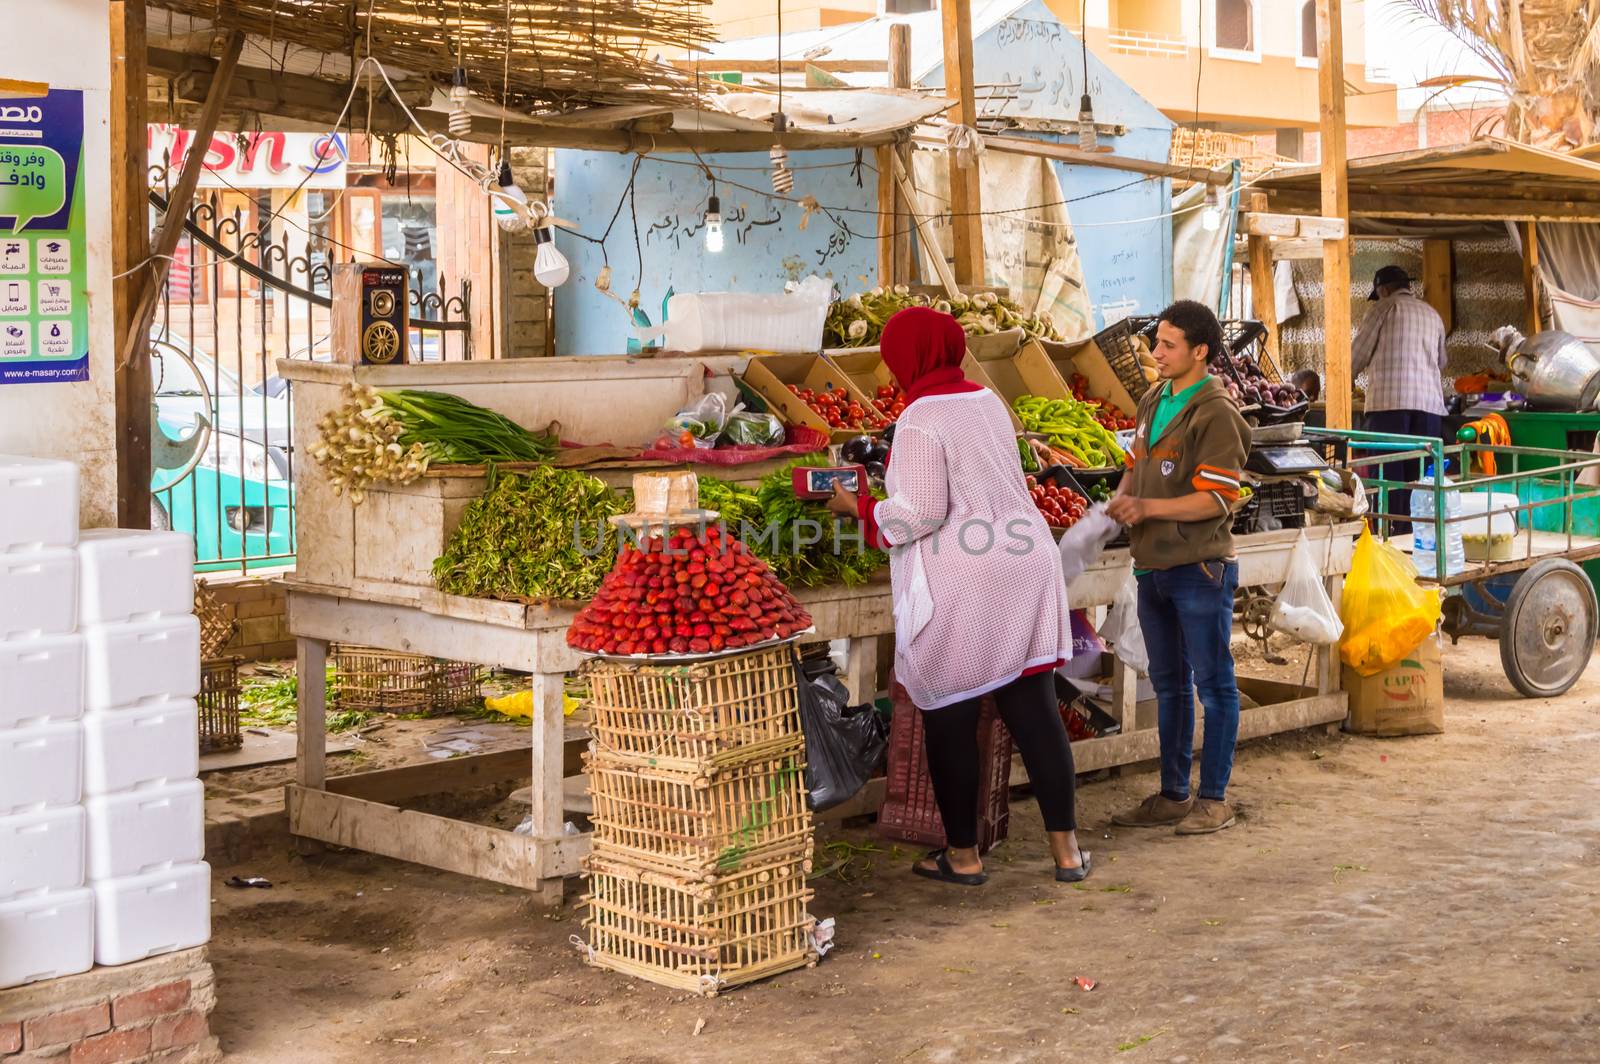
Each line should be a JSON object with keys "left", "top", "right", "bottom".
{"left": 310, "top": 385, "right": 556, "bottom": 504}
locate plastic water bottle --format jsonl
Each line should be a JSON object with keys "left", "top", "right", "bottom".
{"left": 1412, "top": 464, "right": 1465, "bottom": 578}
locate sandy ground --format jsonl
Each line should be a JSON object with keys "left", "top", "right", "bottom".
{"left": 203, "top": 638, "right": 1600, "bottom": 1063}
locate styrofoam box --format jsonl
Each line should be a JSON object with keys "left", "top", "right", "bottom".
{"left": 0, "top": 632, "right": 84, "bottom": 729}
{"left": 0, "top": 455, "right": 78, "bottom": 554}
{"left": 77, "top": 529, "right": 196, "bottom": 625}
{"left": 0, "top": 887, "right": 93, "bottom": 989}
{"left": 0, "top": 806, "right": 85, "bottom": 900}
{"left": 92, "top": 861, "right": 211, "bottom": 967}
{"left": 0, "top": 548, "right": 76, "bottom": 639}
{"left": 86, "top": 779, "right": 204, "bottom": 881}
{"left": 0, "top": 720, "right": 81, "bottom": 815}
{"left": 84, "top": 614, "right": 201, "bottom": 712}
{"left": 83, "top": 699, "right": 198, "bottom": 796}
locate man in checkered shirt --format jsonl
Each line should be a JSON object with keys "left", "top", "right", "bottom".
{"left": 1351, "top": 265, "right": 1448, "bottom": 528}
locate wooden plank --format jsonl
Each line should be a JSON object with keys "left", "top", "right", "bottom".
{"left": 295, "top": 638, "right": 328, "bottom": 790}
{"left": 530, "top": 672, "right": 568, "bottom": 876}
{"left": 815, "top": 775, "right": 887, "bottom": 823}
{"left": 891, "top": 153, "right": 961, "bottom": 296}
{"left": 286, "top": 786, "right": 588, "bottom": 888}
{"left": 1268, "top": 189, "right": 1600, "bottom": 223}
{"left": 119, "top": 31, "right": 243, "bottom": 374}
{"left": 1248, "top": 232, "right": 1280, "bottom": 361}
{"left": 981, "top": 133, "right": 1232, "bottom": 186}
{"left": 1422, "top": 240, "right": 1453, "bottom": 332}
{"left": 888, "top": 23, "right": 914, "bottom": 286}
{"left": 1317, "top": 0, "right": 1353, "bottom": 431}
{"left": 876, "top": 144, "right": 897, "bottom": 287}
{"left": 1523, "top": 221, "right": 1540, "bottom": 335}
{"left": 1268, "top": 237, "right": 1336, "bottom": 261}
{"left": 111, "top": 0, "right": 151, "bottom": 530}
{"left": 842, "top": 636, "right": 880, "bottom": 704}
{"left": 941, "top": 0, "right": 985, "bottom": 285}
{"left": 1243, "top": 213, "right": 1299, "bottom": 237}
{"left": 323, "top": 740, "right": 587, "bottom": 804}
{"left": 667, "top": 59, "right": 888, "bottom": 73}
{"left": 1294, "top": 216, "right": 1348, "bottom": 240}
{"left": 1070, "top": 693, "right": 1347, "bottom": 773}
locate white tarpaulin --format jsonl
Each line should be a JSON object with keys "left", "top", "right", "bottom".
{"left": 911, "top": 149, "right": 1095, "bottom": 341}
{"left": 1172, "top": 182, "right": 1229, "bottom": 311}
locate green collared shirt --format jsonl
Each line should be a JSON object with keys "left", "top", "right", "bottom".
{"left": 1133, "top": 375, "right": 1212, "bottom": 576}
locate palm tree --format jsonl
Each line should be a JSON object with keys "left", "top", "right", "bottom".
{"left": 1402, "top": 0, "right": 1600, "bottom": 149}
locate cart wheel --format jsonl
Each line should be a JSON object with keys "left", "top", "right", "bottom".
{"left": 1499, "top": 559, "right": 1599, "bottom": 698}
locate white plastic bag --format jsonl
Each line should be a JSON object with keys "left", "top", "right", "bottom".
{"left": 1267, "top": 532, "right": 1344, "bottom": 645}
{"left": 666, "top": 393, "right": 730, "bottom": 447}
{"left": 1057, "top": 504, "right": 1120, "bottom": 587}
{"left": 1099, "top": 570, "right": 1148, "bottom": 674}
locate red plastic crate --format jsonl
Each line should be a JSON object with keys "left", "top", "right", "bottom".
{"left": 875, "top": 675, "right": 1012, "bottom": 855}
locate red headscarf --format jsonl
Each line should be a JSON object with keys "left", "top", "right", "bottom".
{"left": 880, "top": 306, "right": 983, "bottom": 405}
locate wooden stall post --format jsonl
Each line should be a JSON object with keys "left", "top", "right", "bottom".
{"left": 876, "top": 23, "right": 915, "bottom": 288}
{"left": 111, "top": 0, "right": 151, "bottom": 529}
{"left": 940, "top": 0, "right": 985, "bottom": 285}
{"left": 528, "top": 670, "right": 569, "bottom": 906}
{"left": 1316, "top": 0, "right": 1353, "bottom": 430}
{"left": 293, "top": 636, "right": 329, "bottom": 855}
{"left": 1246, "top": 193, "right": 1281, "bottom": 361}
{"left": 1422, "top": 239, "right": 1453, "bottom": 332}
{"left": 1522, "top": 221, "right": 1541, "bottom": 335}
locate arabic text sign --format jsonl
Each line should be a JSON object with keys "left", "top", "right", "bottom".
{"left": 0, "top": 147, "right": 65, "bottom": 230}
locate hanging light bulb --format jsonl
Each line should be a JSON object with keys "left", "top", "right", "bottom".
{"left": 1076, "top": 93, "right": 1097, "bottom": 153}
{"left": 769, "top": 146, "right": 794, "bottom": 195}
{"left": 491, "top": 160, "right": 530, "bottom": 233}
{"left": 1201, "top": 185, "right": 1222, "bottom": 232}
{"left": 533, "top": 225, "right": 570, "bottom": 288}
{"left": 704, "top": 194, "right": 724, "bottom": 254}
{"left": 448, "top": 67, "right": 472, "bottom": 137}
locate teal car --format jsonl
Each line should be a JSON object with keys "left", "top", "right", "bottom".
{"left": 149, "top": 331, "right": 296, "bottom": 572}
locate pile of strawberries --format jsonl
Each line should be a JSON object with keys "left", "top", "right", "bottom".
{"left": 786, "top": 384, "right": 884, "bottom": 431}
{"left": 566, "top": 525, "right": 814, "bottom": 657}
{"left": 1026, "top": 475, "right": 1088, "bottom": 530}
{"left": 871, "top": 384, "right": 909, "bottom": 423}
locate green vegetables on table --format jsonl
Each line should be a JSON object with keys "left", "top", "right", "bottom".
{"left": 1012, "top": 395, "right": 1128, "bottom": 469}
{"left": 824, "top": 286, "right": 1063, "bottom": 349}
{"left": 311, "top": 385, "right": 557, "bottom": 503}
{"left": 432, "top": 467, "right": 632, "bottom": 603}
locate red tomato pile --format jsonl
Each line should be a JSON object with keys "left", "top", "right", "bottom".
{"left": 1069, "top": 374, "right": 1136, "bottom": 431}
{"left": 786, "top": 384, "right": 884, "bottom": 431}
{"left": 871, "top": 384, "right": 909, "bottom": 422}
{"left": 566, "top": 525, "right": 814, "bottom": 657}
{"left": 1026, "top": 475, "right": 1088, "bottom": 530}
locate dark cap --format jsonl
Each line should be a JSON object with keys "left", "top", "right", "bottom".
{"left": 1369, "top": 265, "right": 1411, "bottom": 300}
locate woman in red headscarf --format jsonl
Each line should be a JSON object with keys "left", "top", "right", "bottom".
{"left": 827, "top": 306, "right": 1088, "bottom": 886}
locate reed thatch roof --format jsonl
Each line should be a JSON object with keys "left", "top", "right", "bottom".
{"left": 149, "top": 0, "right": 716, "bottom": 113}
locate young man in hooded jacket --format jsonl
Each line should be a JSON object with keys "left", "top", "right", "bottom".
{"left": 1107, "top": 301, "right": 1252, "bottom": 835}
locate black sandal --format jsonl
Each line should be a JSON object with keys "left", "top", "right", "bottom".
{"left": 1054, "top": 851, "right": 1092, "bottom": 883}
{"left": 912, "top": 848, "right": 988, "bottom": 887}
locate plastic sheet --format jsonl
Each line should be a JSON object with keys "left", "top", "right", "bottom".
{"left": 637, "top": 426, "right": 829, "bottom": 466}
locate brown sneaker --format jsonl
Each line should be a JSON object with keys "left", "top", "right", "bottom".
{"left": 1111, "top": 793, "right": 1194, "bottom": 827}
{"left": 1174, "top": 798, "right": 1236, "bottom": 835}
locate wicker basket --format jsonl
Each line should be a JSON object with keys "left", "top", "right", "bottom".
{"left": 330, "top": 644, "right": 479, "bottom": 716}
{"left": 582, "top": 646, "right": 802, "bottom": 771}
{"left": 194, "top": 580, "right": 238, "bottom": 661}
{"left": 586, "top": 743, "right": 811, "bottom": 880}
{"left": 198, "top": 657, "right": 243, "bottom": 753}
{"left": 582, "top": 848, "right": 817, "bottom": 996}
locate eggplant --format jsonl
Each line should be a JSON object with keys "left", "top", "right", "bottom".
{"left": 841, "top": 435, "right": 874, "bottom": 464}
{"left": 864, "top": 461, "right": 887, "bottom": 484}
{"left": 867, "top": 442, "right": 891, "bottom": 466}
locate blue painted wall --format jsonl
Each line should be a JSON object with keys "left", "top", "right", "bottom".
{"left": 551, "top": 150, "right": 879, "bottom": 355}
{"left": 923, "top": 0, "right": 1175, "bottom": 327}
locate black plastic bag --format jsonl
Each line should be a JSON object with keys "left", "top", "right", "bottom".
{"left": 793, "top": 652, "right": 887, "bottom": 812}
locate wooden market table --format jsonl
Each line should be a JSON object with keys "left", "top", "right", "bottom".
{"left": 284, "top": 522, "right": 1360, "bottom": 904}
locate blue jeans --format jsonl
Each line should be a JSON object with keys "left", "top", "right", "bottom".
{"left": 1136, "top": 561, "right": 1240, "bottom": 802}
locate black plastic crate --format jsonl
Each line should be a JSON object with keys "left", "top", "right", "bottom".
{"left": 1232, "top": 478, "right": 1309, "bottom": 534}
{"left": 1091, "top": 318, "right": 1156, "bottom": 402}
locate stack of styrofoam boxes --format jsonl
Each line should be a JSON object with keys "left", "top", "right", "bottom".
{"left": 78, "top": 525, "right": 211, "bottom": 968}
{"left": 0, "top": 456, "right": 93, "bottom": 989}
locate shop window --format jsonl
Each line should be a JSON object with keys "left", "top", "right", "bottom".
{"left": 1215, "top": 0, "right": 1253, "bottom": 52}
{"left": 382, "top": 193, "right": 439, "bottom": 300}
{"left": 1301, "top": 1, "right": 1318, "bottom": 59}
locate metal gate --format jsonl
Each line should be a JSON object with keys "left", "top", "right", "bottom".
{"left": 147, "top": 188, "right": 472, "bottom": 573}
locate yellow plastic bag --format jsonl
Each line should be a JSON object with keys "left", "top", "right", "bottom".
{"left": 483, "top": 690, "right": 579, "bottom": 720}
{"left": 1339, "top": 527, "right": 1443, "bottom": 677}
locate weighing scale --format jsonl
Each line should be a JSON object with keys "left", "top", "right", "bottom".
{"left": 1245, "top": 444, "right": 1329, "bottom": 477}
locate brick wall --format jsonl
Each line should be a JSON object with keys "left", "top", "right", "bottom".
{"left": 499, "top": 146, "right": 552, "bottom": 359}
{"left": 0, "top": 948, "right": 219, "bottom": 1064}
{"left": 199, "top": 573, "right": 293, "bottom": 664}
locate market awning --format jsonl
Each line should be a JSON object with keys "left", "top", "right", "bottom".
{"left": 1257, "top": 137, "right": 1600, "bottom": 225}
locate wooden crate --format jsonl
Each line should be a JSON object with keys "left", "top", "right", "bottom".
{"left": 331, "top": 644, "right": 479, "bottom": 716}
{"left": 582, "top": 848, "right": 817, "bottom": 995}
{"left": 198, "top": 657, "right": 243, "bottom": 753}
{"left": 583, "top": 645, "right": 802, "bottom": 772}
{"left": 585, "top": 743, "right": 812, "bottom": 880}
{"left": 966, "top": 335, "right": 1073, "bottom": 406}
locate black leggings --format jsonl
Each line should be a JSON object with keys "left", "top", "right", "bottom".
{"left": 921, "top": 670, "right": 1078, "bottom": 848}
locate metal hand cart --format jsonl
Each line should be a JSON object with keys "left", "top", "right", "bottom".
{"left": 1310, "top": 428, "right": 1600, "bottom": 697}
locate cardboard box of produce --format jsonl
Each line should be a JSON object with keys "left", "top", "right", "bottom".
{"left": 967, "top": 337, "right": 1072, "bottom": 405}
{"left": 1039, "top": 338, "right": 1140, "bottom": 417}
{"left": 740, "top": 353, "right": 883, "bottom": 442}
{"left": 1343, "top": 634, "right": 1444, "bottom": 736}
{"left": 823, "top": 349, "right": 1023, "bottom": 431}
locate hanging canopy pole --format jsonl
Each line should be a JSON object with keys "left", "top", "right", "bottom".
{"left": 1316, "top": 0, "right": 1353, "bottom": 430}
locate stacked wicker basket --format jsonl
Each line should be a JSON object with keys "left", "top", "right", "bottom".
{"left": 576, "top": 472, "right": 818, "bottom": 995}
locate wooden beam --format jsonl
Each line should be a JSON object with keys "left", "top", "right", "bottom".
{"left": 878, "top": 23, "right": 914, "bottom": 288}
{"left": 1422, "top": 239, "right": 1453, "bottom": 332}
{"left": 119, "top": 32, "right": 243, "bottom": 376}
{"left": 667, "top": 58, "right": 887, "bottom": 73}
{"left": 1523, "top": 221, "right": 1540, "bottom": 334}
{"left": 891, "top": 153, "right": 961, "bottom": 296}
{"left": 980, "top": 133, "right": 1233, "bottom": 185}
{"left": 1248, "top": 237, "right": 1281, "bottom": 362}
{"left": 112, "top": 1, "right": 151, "bottom": 530}
{"left": 1317, "top": 0, "right": 1353, "bottom": 431}
{"left": 1267, "top": 189, "right": 1600, "bottom": 222}
{"left": 941, "top": 0, "right": 985, "bottom": 284}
